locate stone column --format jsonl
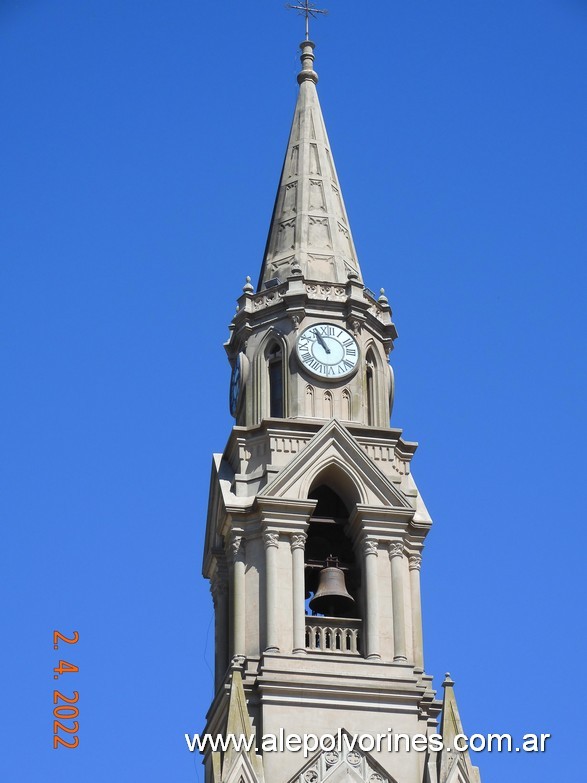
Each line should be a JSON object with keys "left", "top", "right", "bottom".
{"left": 363, "top": 538, "right": 381, "bottom": 660}
{"left": 409, "top": 554, "right": 424, "bottom": 669}
{"left": 291, "top": 533, "right": 307, "bottom": 654}
{"left": 230, "top": 536, "right": 246, "bottom": 661}
{"left": 211, "top": 568, "right": 229, "bottom": 689}
{"left": 389, "top": 541, "right": 407, "bottom": 662}
{"left": 264, "top": 531, "right": 280, "bottom": 653}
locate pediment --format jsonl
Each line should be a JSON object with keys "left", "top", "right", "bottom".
{"left": 286, "top": 731, "right": 398, "bottom": 783}
{"left": 258, "top": 419, "right": 412, "bottom": 511}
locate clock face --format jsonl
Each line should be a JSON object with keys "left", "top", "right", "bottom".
{"left": 296, "top": 322, "right": 359, "bottom": 380}
{"left": 229, "top": 354, "right": 242, "bottom": 417}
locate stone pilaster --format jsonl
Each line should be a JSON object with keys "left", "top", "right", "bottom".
{"left": 363, "top": 538, "right": 381, "bottom": 660}
{"left": 389, "top": 541, "right": 407, "bottom": 663}
{"left": 264, "top": 531, "right": 280, "bottom": 653}
{"left": 229, "top": 535, "right": 246, "bottom": 662}
{"left": 409, "top": 554, "right": 424, "bottom": 669}
{"left": 211, "top": 563, "right": 229, "bottom": 689}
{"left": 290, "top": 533, "right": 308, "bottom": 654}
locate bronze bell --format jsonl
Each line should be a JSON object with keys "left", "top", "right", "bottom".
{"left": 309, "top": 556, "right": 355, "bottom": 617}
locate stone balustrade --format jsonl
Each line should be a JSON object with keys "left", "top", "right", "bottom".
{"left": 305, "top": 616, "right": 362, "bottom": 655}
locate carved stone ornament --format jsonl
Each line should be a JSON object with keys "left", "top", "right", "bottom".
{"left": 347, "top": 751, "right": 361, "bottom": 766}
{"left": 369, "top": 775, "right": 384, "bottom": 783}
{"left": 388, "top": 542, "right": 404, "bottom": 559}
{"left": 304, "top": 770, "right": 318, "bottom": 783}
{"left": 230, "top": 654, "right": 246, "bottom": 669}
{"left": 211, "top": 574, "right": 228, "bottom": 599}
{"left": 363, "top": 539, "right": 378, "bottom": 557}
{"left": 409, "top": 554, "right": 422, "bottom": 571}
{"left": 304, "top": 283, "right": 345, "bottom": 301}
{"left": 264, "top": 532, "right": 280, "bottom": 549}
{"left": 290, "top": 313, "right": 301, "bottom": 331}
{"left": 230, "top": 536, "right": 245, "bottom": 560}
{"left": 324, "top": 751, "right": 339, "bottom": 766}
{"left": 253, "top": 288, "right": 285, "bottom": 311}
{"left": 291, "top": 533, "right": 307, "bottom": 550}
{"left": 349, "top": 318, "right": 361, "bottom": 336}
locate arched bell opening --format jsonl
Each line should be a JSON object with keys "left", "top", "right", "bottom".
{"left": 304, "top": 484, "right": 360, "bottom": 620}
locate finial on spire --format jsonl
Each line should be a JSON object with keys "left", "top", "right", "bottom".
{"left": 297, "top": 39, "right": 319, "bottom": 84}
{"left": 286, "top": 0, "right": 328, "bottom": 41}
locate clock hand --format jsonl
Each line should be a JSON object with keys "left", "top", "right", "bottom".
{"left": 313, "top": 329, "right": 331, "bottom": 354}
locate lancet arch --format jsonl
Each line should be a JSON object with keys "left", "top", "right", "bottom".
{"left": 302, "top": 458, "right": 366, "bottom": 508}
{"left": 305, "top": 480, "right": 360, "bottom": 621}
{"left": 365, "top": 341, "right": 387, "bottom": 427}
{"left": 252, "top": 330, "right": 289, "bottom": 422}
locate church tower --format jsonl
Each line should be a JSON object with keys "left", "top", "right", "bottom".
{"left": 202, "top": 37, "right": 482, "bottom": 783}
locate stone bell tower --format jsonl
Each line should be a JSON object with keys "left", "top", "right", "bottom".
{"left": 201, "top": 38, "right": 481, "bottom": 783}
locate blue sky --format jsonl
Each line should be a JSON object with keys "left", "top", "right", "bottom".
{"left": 1, "top": 1, "right": 585, "bottom": 781}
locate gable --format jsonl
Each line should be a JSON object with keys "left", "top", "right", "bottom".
{"left": 259, "top": 419, "right": 412, "bottom": 511}
{"left": 286, "top": 733, "right": 398, "bottom": 783}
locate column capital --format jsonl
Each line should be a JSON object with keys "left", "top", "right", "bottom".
{"left": 290, "top": 532, "right": 307, "bottom": 551}
{"left": 264, "top": 531, "right": 280, "bottom": 549}
{"left": 388, "top": 541, "right": 405, "bottom": 559}
{"left": 409, "top": 554, "right": 422, "bottom": 571}
{"left": 229, "top": 535, "right": 246, "bottom": 562}
{"left": 363, "top": 538, "right": 379, "bottom": 557}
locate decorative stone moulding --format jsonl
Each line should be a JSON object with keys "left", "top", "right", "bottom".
{"left": 304, "top": 283, "right": 346, "bottom": 300}
{"left": 230, "top": 537, "right": 247, "bottom": 564}
{"left": 290, "top": 533, "right": 307, "bottom": 550}
{"left": 263, "top": 531, "right": 280, "bottom": 549}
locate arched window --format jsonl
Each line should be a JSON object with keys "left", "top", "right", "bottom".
{"left": 342, "top": 388, "right": 351, "bottom": 420}
{"left": 324, "top": 390, "right": 333, "bottom": 419}
{"left": 305, "top": 384, "right": 315, "bottom": 417}
{"left": 268, "top": 344, "right": 283, "bottom": 417}
{"left": 366, "top": 359, "right": 375, "bottom": 425}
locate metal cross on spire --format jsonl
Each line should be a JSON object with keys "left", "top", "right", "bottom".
{"left": 286, "top": 0, "right": 328, "bottom": 41}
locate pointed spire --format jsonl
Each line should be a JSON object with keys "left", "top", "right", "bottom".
{"left": 220, "top": 670, "right": 265, "bottom": 782}
{"left": 257, "top": 41, "right": 362, "bottom": 290}
{"left": 438, "top": 673, "right": 482, "bottom": 783}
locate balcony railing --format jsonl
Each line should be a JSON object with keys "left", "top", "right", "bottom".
{"left": 305, "top": 616, "right": 362, "bottom": 655}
